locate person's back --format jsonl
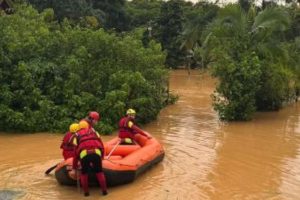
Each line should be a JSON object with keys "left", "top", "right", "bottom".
{"left": 75, "top": 127, "right": 103, "bottom": 157}
{"left": 60, "top": 123, "right": 79, "bottom": 160}
{"left": 80, "top": 111, "right": 104, "bottom": 148}
{"left": 73, "top": 118, "right": 107, "bottom": 197}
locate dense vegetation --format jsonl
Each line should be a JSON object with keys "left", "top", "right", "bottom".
{"left": 1, "top": 0, "right": 299, "bottom": 133}
{"left": 207, "top": 4, "right": 300, "bottom": 120}
{"left": 0, "top": 5, "right": 169, "bottom": 133}
{"left": 26, "top": 0, "right": 130, "bottom": 31}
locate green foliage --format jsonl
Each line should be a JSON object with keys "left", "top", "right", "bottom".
{"left": 27, "top": 0, "right": 129, "bottom": 31}
{"left": 181, "top": 3, "right": 219, "bottom": 68}
{"left": 212, "top": 52, "right": 262, "bottom": 120}
{"left": 91, "top": 0, "right": 130, "bottom": 31}
{"left": 125, "top": 0, "right": 162, "bottom": 29}
{"left": 208, "top": 4, "right": 299, "bottom": 120}
{"left": 286, "top": 6, "right": 300, "bottom": 40}
{"left": 27, "top": 0, "right": 95, "bottom": 22}
{"left": 153, "top": 0, "right": 185, "bottom": 68}
{"left": 0, "top": 5, "right": 168, "bottom": 133}
{"left": 252, "top": 7, "right": 291, "bottom": 39}
{"left": 255, "top": 62, "right": 294, "bottom": 110}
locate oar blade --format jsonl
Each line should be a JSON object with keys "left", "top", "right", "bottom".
{"left": 45, "top": 164, "right": 57, "bottom": 175}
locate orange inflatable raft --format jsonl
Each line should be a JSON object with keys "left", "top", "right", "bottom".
{"left": 54, "top": 134, "right": 165, "bottom": 186}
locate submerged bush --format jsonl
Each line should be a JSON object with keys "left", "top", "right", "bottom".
{"left": 0, "top": 5, "right": 168, "bottom": 133}
{"left": 208, "top": 5, "right": 299, "bottom": 120}
{"left": 212, "top": 52, "right": 262, "bottom": 120}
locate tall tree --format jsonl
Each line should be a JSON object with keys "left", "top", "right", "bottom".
{"left": 207, "top": 4, "right": 293, "bottom": 120}
{"left": 181, "top": 3, "right": 219, "bottom": 68}
{"left": 125, "top": 0, "right": 162, "bottom": 30}
{"left": 151, "top": 0, "right": 185, "bottom": 68}
{"left": 27, "top": 0, "right": 94, "bottom": 21}
{"left": 27, "top": 0, "right": 129, "bottom": 31}
{"left": 91, "top": 0, "right": 129, "bottom": 31}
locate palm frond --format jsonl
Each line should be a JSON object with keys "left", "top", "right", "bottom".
{"left": 252, "top": 8, "right": 290, "bottom": 34}
{"left": 213, "top": 4, "right": 248, "bottom": 37}
{"left": 256, "top": 41, "right": 289, "bottom": 64}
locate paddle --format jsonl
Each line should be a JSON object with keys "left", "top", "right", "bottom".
{"left": 106, "top": 140, "right": 121, "bottom": 159}
{"left": 143, "top": 131, "right": 152, "bottom": 139}
{"left": 45, "top": 164, "right": 57, "bottom": 175}
{"left": 76, "top": 170, "right": 81, "bottom": 193}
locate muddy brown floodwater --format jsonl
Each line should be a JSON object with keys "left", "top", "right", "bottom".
{"left": 0, "top": 70, "right": 300, "bottom": 200}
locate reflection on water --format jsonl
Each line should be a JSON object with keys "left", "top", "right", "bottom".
{"left": 0, "top": 70, "right": 299, "bottom": 200}
{"left": 207, "top": 106, "right": 300, "bottom": 200}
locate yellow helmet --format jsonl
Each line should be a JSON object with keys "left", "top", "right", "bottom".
{"left": 69, "top": 123, "right": 80, "bottom": 133}
{"left": 126, "top": 108, "right": 136, "bottom": 115}
{"left": 79, "top": 120, "right": 89, "bottom": 129}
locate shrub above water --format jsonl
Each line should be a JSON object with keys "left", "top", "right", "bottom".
{"left": 0, "top": 5, "right": 168, "bottom": 133}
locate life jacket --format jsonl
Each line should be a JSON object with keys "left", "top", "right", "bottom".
{"left": 60, "top": 132, "right": 76, "bottom": 151}
{"left": 118, "top": 116, "right": 136, "bottom": 139}
{"left": 79, "top": 118, "right": 105, "bottom": 155}
{"left": 75, "top": 128, "right": 103, "bottom": 159}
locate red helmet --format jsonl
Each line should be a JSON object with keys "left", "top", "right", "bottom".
{"left": 89, "top": 111, "right": 100, "bottom": 121}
